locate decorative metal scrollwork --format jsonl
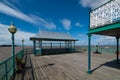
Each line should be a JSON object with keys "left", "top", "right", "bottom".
{"left": 90, "top": 0, "right": 120, "bottom": 29}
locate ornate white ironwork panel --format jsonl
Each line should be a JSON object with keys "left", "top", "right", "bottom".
{"left": 90, "top": 0, "right": 120, "bottom": 29}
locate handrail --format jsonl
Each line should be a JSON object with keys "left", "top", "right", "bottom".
{"left": 0, "top": 49, "right": 24, "bottom": 80}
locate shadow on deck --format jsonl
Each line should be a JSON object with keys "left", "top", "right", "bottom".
{"left": 13, "top": 49, "right": 35, "bottom": 80}
{"left": 104, "top": 59, "right": 120, "bottom": 69}
{"left": 92, "top": 59, "right": 120, "bottom": 73}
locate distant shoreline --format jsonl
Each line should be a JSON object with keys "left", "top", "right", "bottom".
{"left": 0, "top": 45, "right": 18, "bottom": 47}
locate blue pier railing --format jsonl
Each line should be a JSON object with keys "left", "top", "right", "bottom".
{"left": 0, "top": 49, "right": 24, "bottom": 80}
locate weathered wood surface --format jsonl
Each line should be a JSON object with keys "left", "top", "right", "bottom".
{"left": 31, "top": 53, "right": 120, "bottom": 80}
{"left": 14, "top": 49, "right": 34, "bottom": 80}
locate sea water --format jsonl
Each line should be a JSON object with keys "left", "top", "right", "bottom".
{"left": 79, "top": 45, "right": 120, "bottom": 54}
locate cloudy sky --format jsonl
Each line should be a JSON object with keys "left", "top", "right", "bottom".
{"left": 0, "top": 0, "right": 117, "bottom": 46}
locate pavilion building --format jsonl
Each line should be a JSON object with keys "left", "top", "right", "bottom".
{"left": 30, "top": 30, "right": 78, "bottom": 55}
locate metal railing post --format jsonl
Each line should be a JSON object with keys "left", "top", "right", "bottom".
{"left": 5, "top": 61, "right": 8, "bottom": 80}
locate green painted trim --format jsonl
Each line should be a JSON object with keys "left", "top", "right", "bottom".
{"left": 5, "top": 61, "right": 8, "bottom": 80}
{"left": 88, "top": 22, "right": 120, "bottom": 34}
{"left": 33, "top": 41, "right": 36, "bottom": 55}
{"left": 87, "top": 70, "right": 92, "bottom": 74}
{"left": 35, "top": 50, "right": 42, "bottom": 55}
{"left": 68, "top": 48, "right": 75, "bottom": 53}
{"left": 0, "top": 56, "right": 12, "bottom": 64}
{"left": 11, "top": 34, "right": 15, "bottom": 73}
{"left": 87, "top": 35, "right": 91, "bottom": 74}
{"left": 88, "top": 8, "right": 91, "bottom": 30}
{"left": 116, "top": 37, "right": 119, "bottom": 63}
{"left": 0, "top": 49, "right": 24, "bottom": 80}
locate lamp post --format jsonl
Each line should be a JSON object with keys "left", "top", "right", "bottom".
{"left": 22, "top": 39, "right": 24, "bottom": 50}
{"left": 22, "top": 39, "right": 24, "bottom": 56}
{"left": 8, "top": 22, "right": 17, "bottom": 73}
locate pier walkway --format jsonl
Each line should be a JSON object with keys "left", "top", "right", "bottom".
{"left": 14, "top": 49, "right": 34, "bottom": 80}
{"left": 30, "top": 52, "right": 120, "bottom": 80}
{"left": 14, "top": 49, "right": 120, "bottom": 80}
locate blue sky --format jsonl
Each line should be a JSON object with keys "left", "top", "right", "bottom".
{"left": 0, "top": 0, "right": 116, "bottom": 45}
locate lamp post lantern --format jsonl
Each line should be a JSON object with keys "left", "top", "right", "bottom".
{"left": 8, "top": 22, "right": 17, "bottom": 73}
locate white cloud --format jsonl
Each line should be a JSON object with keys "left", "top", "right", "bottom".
{"left": 75, "top": 22, "right": 83, "bottom": 27}
{"left": 61, "top": 19, "right": 71, "bottom": 31}
{"left": 79, "top": 0, "right": 110, "bottom": 9}
{"left": 0, "top": 23, "right": 35, "bottom": 45}
{"left": 77, "top": 34, "right": 118, "bottom": 45}
{"left": 98, "top": 36, "right": 115, "bottom": 42}
{"left": 2, "top": 0, "right": 20, "bottom": 11}
{"left": 0, "top": 1, "right": 56, "bottom": 30}
{"left": 77, "top": 34, "right": 87, "bottom": 45}
{"left": 0, "top": 2, "right": 34, "bottom": 23}
{"left": 91, "top": 35, "right": 117, "bottom": 45}
{"left": 30, "top": 14, "right": 56, "bottom": 30}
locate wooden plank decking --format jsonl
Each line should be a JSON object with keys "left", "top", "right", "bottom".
{"left": 31, "top": 53, "right": 120, "bottom": 80}
{"left": 14, "top": 49, "right": 34, "bottom": 80}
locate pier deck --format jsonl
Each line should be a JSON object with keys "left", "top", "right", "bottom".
{"left": 30, "top": 52, "right": 120, "bottom": 80}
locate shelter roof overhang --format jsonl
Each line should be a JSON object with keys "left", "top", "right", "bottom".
{"left": 30, "top": 30, "right": 78, "bottom": 41}
{"left": 30, "top": 37, "right": 78, "bottom": 41}
{"left": 88, "top": 22, "right": 120, "bottom": 37}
